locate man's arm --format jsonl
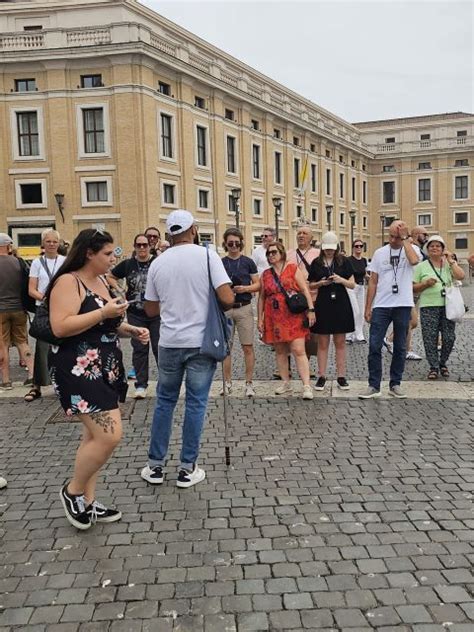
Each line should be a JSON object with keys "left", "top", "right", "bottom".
{"left": 144, "top": 300, "right": 160, "bottom": 318}
{"left": 364, "top": 271, "right": 378, "bottom": 323}
{"left": 216, "top": 283, "right": 234, "bottom": 309}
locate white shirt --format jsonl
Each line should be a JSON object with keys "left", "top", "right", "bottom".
{"left": 145, "top": 244, "right": 231, "bottom": 348}
{"left": 29, "top": 255, "right": 66, "bottom": 305}
{"left": 368, "top": 243, "right": 422, "bottom": 308}
{"left": 251, "top": 245, "right": 269, "bottom": 275}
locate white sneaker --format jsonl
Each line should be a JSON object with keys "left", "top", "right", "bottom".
{"left": 389, "top": 385, "right": 407, "bottom": 399}
{"left": 302, "top": 385, "right": 314, "bottom": 400}
{"left": 140, "top": 465, "right": 164, "bottom": 484}
{"left": 275, "top": 382, "right": 292, "bottom": 395}
{"left": 406, "top": 351, "right": 422, "bottom": 361}
{"left": 0, "top": 476, "right": 7, "bottom": 489}
{"left": 383, "top": 337, "right": 393, "bottom": 354}
{"left": 133, "top": 387, "right": 147, "bottom": 399}
{"left": 245, "top": 382, "right": 255, "bottom": 397}
{"left": 176, "top": 465, "right": 206, "bottom": 488}
{"left": 220, "top": 381, "right": 232, "bottom": 395}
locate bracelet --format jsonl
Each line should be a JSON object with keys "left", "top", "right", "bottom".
{"left": 308, "top": 308, "right": 315, "bottom": 312}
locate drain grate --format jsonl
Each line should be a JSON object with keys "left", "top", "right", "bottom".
{"left": 46, "top": 400, "right": 136, "bottom": 424}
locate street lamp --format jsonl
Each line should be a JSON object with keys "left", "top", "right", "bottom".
{"left": 380, "top": 214, "right": 386, "bottom": 246}
{"left": 325, "top": 204, "right": 333, "bottom": 231}
{"left": 272, "top": 196, "right": 282, "bottom": 241}
{"left": 54, "top": 193, "right": 65, "bottom": 222}
{"left": 231, "top": 187, "right": 241, "bottom": 229}
{"left": 349, "top": 209, "right": 356, "bottom": 246}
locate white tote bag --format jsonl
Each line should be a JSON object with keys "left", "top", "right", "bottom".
{"left": 346, "top": 288, "right": 360, "bottom": 320}
{"left": 445, "top": 284, "right": 465, "bottom": 323}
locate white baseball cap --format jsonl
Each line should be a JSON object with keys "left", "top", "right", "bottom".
{"left": 166, "top": 209, "right": 195, "bottom": 236}
{"left": 0, "top": 233, "right": 13, "bottom": 246}
{"left": 424, "top": 234, "right": 445, "bottom": 253}
{"left": 321, "top": 231, "right": 339, "bottom": 250}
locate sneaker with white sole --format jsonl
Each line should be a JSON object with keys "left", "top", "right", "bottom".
{"left": 245, "top": 382, "right": 255, "bottom": 397}
{"left": 220, "top": 381, "right": 232, "bottom": 395}
{"left": 133, "top": 387, "right": 147, "bottom": 399}
{"left": 337, "top": 377, "right": 350, "bottom": 390}
{"left": 358, "top": 386, "right": 381, "bottom": 399}
{"left": 314, "top": 376, "right": 327, "bottom": 391}
{"left": 176, "top": 465, "right": 206, "bottom": 488}
{"left": 275, "top": 382, "right": 292, "bottom": 395}
{"left": 406, "top": 351, "right": 422, "bottom": 361}
{"left": 0, "top": 476, "right": 7, "bottom": 489}
{"left": 141, "top": 465, "right": 164, "bottom": 485}
{"left": 302, "top": 385, "right": 314, "bottom": 400}
{"left": 59, "top": 484, "right": 91, "bottom": 530}
{"left": 86, "top": 500, "right": 122, "bottom": 523}
{"left": 383, "top": 337, "right": 393, "bottom": 354}
{"left": 389, "top": 385, "right": 407, "bottom": 398}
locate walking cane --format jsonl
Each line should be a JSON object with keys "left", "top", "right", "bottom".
{"left": 222, "top": 365, "right": 231, "bottom": 466}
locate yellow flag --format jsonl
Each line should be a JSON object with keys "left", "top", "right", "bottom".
{"left": 298, "top": 154, "right": 309, "bottom": 199}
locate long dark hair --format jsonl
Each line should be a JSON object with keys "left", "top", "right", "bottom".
{"left": 45, "top": 228, "right": 113, "bottom": 300}
{"left": 316, "top": 245, "right": 344, "bottom": 267}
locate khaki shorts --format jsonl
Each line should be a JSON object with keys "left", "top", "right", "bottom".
{"left": 227, "top": 303, "right": 254, "bottom": 347}
{"left": 0, "top": 310, "right": 28, "bottom": 347}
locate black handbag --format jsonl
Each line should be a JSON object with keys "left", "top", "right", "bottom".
{"left": 29, "top": 299, "right": 64, "bottom": 346}
{"left": 271, "top": 268, "right": 308, "bottom": 314}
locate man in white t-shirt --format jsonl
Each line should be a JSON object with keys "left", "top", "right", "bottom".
{"left": 141, "top": 210, "right": 234, "bottom": 489}
{"left": 359, "top": 220, "right": 422, "bottom": 400}
{"left": 251, "top": 226, "right": 276, "bottom": 275}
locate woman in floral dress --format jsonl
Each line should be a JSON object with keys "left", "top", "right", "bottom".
{"left": 48, "top": 229, "right": 149, "bottom": 530}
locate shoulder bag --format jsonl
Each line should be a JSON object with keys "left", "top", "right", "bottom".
{"left": 428, "top": 261, "right": 466, "bottom": 323}
{"left": 270, "top": 267, "right": 308, "bottom": 314}
{"left": 200, "top": 245, "right": 232, "bottom": 361}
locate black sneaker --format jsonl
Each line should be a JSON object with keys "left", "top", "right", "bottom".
{"left": 141, "top": 465, "right": 164, "bottom": 484}
{"left": 314, "top": 376, "right": 327, "bottom": 391}
{"left": 337, "top": 377, "right": 350, "bottom": 390}
{"left": 86, "top": 500, "right": 122, "bottom": 524}
{"left": 59, "top": 484, "right": 91, "bottom": 530}
{"left": 176, "top": 465, "right": 206, "bottom": 488}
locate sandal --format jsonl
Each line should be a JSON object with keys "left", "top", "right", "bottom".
{"left": 24, "top": 388, "right": 41, "bottom": 402}
{"left": 440, "top": 366, "right": 449, "bottom": 378}
{"left": 427, "top": 369, "right": 439, "bottom": 380}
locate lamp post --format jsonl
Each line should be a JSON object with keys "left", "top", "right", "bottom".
{"left": 349, "top": 209, "right": 356, "bottom": 246}
{"left": 54, "top": 193, "right": 65, "bottom": 222}
{"left": 380, "top": 214, "right": 386, "bottom": 246}
{"left": 325, "top": 204, "right": 333, "bottom": 231}
{"left": 231, "top": 187, "right": 241, "bottom": 229}
{"left": 272, "top": 196, "right": 282, "bottom": 241}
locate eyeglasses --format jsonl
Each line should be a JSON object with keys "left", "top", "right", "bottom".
{"left": 262, "top": 234, "right": 273, "bottom": 239}
{"left": 227, "top": 241, "right": 241, "bottom": 247}
{"left": 135, "top": 243, "right": 149, "bottom": 248}
{"left": 266, "top": 250, "right": 279, "bottom": 257}
{"left": 146, "top": 234, "right": 160, "bottom": 240}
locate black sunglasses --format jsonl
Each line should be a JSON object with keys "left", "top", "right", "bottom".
{"left": 135, "top": 243, "right": 149, "bottom": 248}
{"left": 227, "top": 240, "right": 241, "bottom": 246}
{"left": 266, "top": 250, "right": 279, "bottom": 257}
{"left": 354, "top": 244, "right": 364, "bottom": 248}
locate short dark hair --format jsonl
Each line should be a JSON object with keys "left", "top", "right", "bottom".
{"left": 222, "top": 228, "right": 244, "bottom": 252}
{"left": 145, "top": 226, "right": 161, "bottom": 238}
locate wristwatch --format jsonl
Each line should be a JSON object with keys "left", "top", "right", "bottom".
{"left": 308, "top": 308, "right": 315, "bottom": 312}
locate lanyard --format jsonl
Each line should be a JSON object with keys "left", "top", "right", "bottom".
{"left": 389, "top": 247, "right": 402, "bottom": 284}
{"left": 428, "top": 260, "right": 446, "bottom": 287}
{"left": 224, "top": 256, "right": 242, "bottom": 277}
{"left": 323, "top": 258, "right": 335, "bottom": 277}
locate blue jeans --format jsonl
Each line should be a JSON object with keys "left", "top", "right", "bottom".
{"left": 368, "top": 307, "right": 412, "bottom": 390}
{"left": 148, "top": 347, "right": 216, "bottom": 470}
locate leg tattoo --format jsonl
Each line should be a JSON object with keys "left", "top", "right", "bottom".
{"left": 90, "top": 411, "right": 116, "bottom": 434}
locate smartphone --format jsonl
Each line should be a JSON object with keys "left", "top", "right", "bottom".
{"left": 125, "top": 298, "right": 142, "bottom": 305}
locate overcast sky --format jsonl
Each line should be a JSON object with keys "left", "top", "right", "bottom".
{"left": 142, "top": 0, "right": 473, "bottom": 123}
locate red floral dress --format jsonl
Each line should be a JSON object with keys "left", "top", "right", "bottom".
{"left": 262, "top": 263, "right": 308, "bottom": 344}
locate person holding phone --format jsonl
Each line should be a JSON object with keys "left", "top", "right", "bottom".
{"left": 413, "top": 235, "right": 465, "bottom": 379}
{"left": 109, "top": 234, "right": 159, "bottom": 399}
{"left": 308, "top": 231, "right": 356, "bottom": 392}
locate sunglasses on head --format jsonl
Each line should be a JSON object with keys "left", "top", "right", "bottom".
{"left": 135, "top": 243, "right": 149, "bottom": 248}
{"left": 227, "top": 240, "right": 241, "bottom": 247}
{"left": 266, "top": 249, "right": 279, "bottom": 257}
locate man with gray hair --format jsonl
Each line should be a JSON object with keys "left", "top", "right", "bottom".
{"left": 252, "top": 227, "right": 276, "bottom": 275}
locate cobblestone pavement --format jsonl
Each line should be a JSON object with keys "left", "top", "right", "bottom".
{"left": 0, "top": 287, "right": 473, "bottom": 631}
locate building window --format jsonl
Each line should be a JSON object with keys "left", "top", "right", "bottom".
{"left": 199, "top": 233, "right": 213, "bottom": 246}
{"left": 311, "top": 164, "right": 316, "bottom": 192}
{"left": 275, "top": 151, "right": 282, "bottom": 184}
{"left": 351, "top": 160, "right": 355, "bottom": 167}
{"left": 163, "top": 183, "right": 175, "bottom": 205}
{"left": 339, "top": 155, "right": 343, "bottom": 163}
{"left": 418, "top": 178, "right": 431, "bottom": 202}
{"left": 80, "top": 74, "right": 102, "bottom": 88}
{"left": 294, "top": 158, "right": 300, "bottom": 188}
{"left": 296, "top": 205, "right": 303, "bottom": 218}
{"left": 310, "top": 143, "right": 316, "bottom": 152}
{"left": 24, "top": 25, "right": 42, "bottom": 31}
{"left": 311, "top": 207, "right": 317, "bottom": 223}
{"left": 455, "top": 175, "right": 468, "bottom": 199}
{"left": 362, "top": 215, "right": 368, "bottom": 229}
{"left": 194, "top": 96, "right": 205, "bottom": 109}
{"left": 86, "top": 181, "right": 108, "bottom": 203}
{"left": 383, "top": 165, "right": 395, "bottom": 172}
{"left": 158, "top": 81, "right": 171, "bottom": 95}
{"left": 20, "top": 183, "right": 42, "bottom": 205}
{"left": 196, "top": 126, "right": 207, "bottom": 167}
{"left": 419, "top": 162, "right": 431, "bottom": 170}
{"left": 198, "top": 189, "right": 209, "bottom": 209}
{"left": 383, "top": 181, "right": 395, "bottom": 204}
{"left": 293, "top": 136, "right": 299, "bottom": 146}
{"left": 454, "top": 211, "right": 469, "bottom": 224}
{"left": 253, "top": 199, "right": 262, "bottom": 216}
{"left": 225, "top": 108, "right": 234, "bottom": 121}
{"left": 351, "top": 177, "right": 356, "bottom": 202}
{"left": 339, "top": 212, "right": 345, "bottom": 226}
{"left": 417, "top": 213, "right": 432, "bottom": 226}
{"left": 325, "top": 149, "right": 331, "bottom": 158}
{"left": 385, "top": 137, "right": 395, "bottom": 144}
{"left": 252, "top": 144, "right": 261, "bottom": 179}
{"left": 420, "top": 133, "right": 430, "bottom": 140}
{"left": 362, "top": 164, "right": 366, "bottom": 171}
{"left": 455, "top": 159, "right": 469, "bottom": 167}
{"left": 457, "top": 130, "right": 467, "bottom": 137}
{"left": 83, "top": 108, "right": 105, "bottom": 153}
{"left": 251, "top": 119, "right": 260, "bottom": 131}
{"left": 16, "top": 111, "right": 39, "bottom": 156}
{"left": 339, "top": 173, "right": 344, "bottom": 198}
{"left": 326, "top": 168, "right": 331, "bottom": 195}
{"left": 15, "top": 78, "right": 36, "bottom": 92}
{"left": 362, "top": 181, "right": 367, "bottom": 204}
{"left": 160, "top": 113, "right": 173, "bottom": 159}
{"left": 226, "top": 136, "right": 236, "bottom": 173}
{"left": 273, "top": 128, "right": 281, "bottom": 139}
{"left": 455, "top": 236, "right": 468, "bottom": 249}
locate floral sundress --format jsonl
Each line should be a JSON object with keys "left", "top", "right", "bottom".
{"left": 48, "top": 277, "right": 126, "bottom": 416}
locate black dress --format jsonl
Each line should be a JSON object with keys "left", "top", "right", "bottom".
{"left": 308, "top": 257, "right": 355, "bottom": 335}
{"left": 48, "top": 278, "right": 127, "bottom": 416}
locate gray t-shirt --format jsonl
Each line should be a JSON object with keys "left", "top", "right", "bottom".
{"left": 0, "top": 255, "right": 23, "bottom": 312}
